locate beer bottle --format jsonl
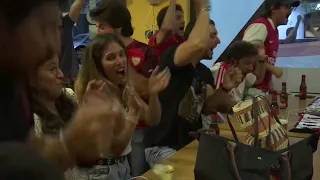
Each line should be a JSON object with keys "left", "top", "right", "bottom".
{"left": 271, "top": 92, "right": 279, "bottom": 116}
{"left": 299, "top": 75, "right": 307, "bottom": 100}
{"left": 280, "top": 82, "right": 288, "bottom": 108}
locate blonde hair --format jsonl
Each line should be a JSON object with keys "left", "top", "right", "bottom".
{"left": 75, "top": 33, "right": 130, "bottom": 103}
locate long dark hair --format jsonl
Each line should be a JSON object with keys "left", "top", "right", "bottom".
{"left": 32, "top": 89, "right": 75, "bottom": 135}
{"left": 75, "top": 33, "right": 128, "bottom": 102}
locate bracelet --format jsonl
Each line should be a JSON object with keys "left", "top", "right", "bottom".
{"left": 201, "top": 6, "right": 211, "bottom": 12}
{"left": 221, "top": 85, "right": 231, "bottom": 93}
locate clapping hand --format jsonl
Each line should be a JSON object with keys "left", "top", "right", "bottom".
{"left": 83, "top": 80, "right": 111, "bottom": 103}
{"left": 148, "top": 66, "right": 171, "bottom": 95}
{"left": 124, "top": 87, "right": 144, "bottom": 122}
{"left": 222, "top": 67, "right": 243, "bottom": 91}
{"left": 63, "top": 80, "right": 120, "bottom": 161}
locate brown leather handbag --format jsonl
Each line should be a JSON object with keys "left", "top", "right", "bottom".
{"left": 194, "top": 95, "right": 320, "bottom": 180}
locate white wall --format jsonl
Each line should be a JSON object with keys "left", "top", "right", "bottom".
{"left": 272, "top": 68, "right": 320, "bottom": 93}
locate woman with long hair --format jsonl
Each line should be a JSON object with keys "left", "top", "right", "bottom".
{"left": 29, "top": 54, "right": 76, "bottom": 138}
{"left": 29, "top": 54, "right": 117, "bottom": 180}
{"left": 74, "top": 33, "right": 170, "bottom": 180}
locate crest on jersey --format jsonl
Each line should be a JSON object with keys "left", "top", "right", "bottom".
{"left": 132, "top": 57, "right": 141, "bottom": 66}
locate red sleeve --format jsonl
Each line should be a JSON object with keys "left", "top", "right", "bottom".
{"left": 215, "top": 66, "right": 226, "bottom": 89}
{"left": 148, "top": 32, "right": 158, "bottom": 48}
{"left": 140, "top": 47, "right": 159, "bottom": 78}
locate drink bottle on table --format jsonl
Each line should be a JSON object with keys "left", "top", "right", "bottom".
{"left": 299, "top": 75, "right": 307, "bottom": 100}
{"left": 280, "top": 82, "right": 288, "bottom": 109}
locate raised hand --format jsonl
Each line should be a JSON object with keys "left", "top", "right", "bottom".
{"left": 148, "top": 66, "right": 171, "bottom": 95}
{"left": 222, "top": 67, "right": 243, "bottom": 90}
{"left": 196, "top": 0, "right": 210, "bottom": 8}
{"left": 83, "top": 80, "right": 111, "bottom": 103}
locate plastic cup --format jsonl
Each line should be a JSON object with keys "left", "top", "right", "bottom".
{"left": 152, "top": 164, "right": 174, "bottom": 180}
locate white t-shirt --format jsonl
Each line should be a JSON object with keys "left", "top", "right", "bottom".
{"left": 210, "top": 62, "right": 256, "bottom": 122}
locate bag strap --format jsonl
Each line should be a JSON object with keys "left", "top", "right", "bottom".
{"left": 226, "top": 115, "right": 240, "bottom": 143}
{"left": 256, "top": 95, "right": 273, "bottom": 149}
{"left": 246, "top": 94, "right": 260, "bottom": 147}
{"left": 258, "top": 95, "right": 290, "bottom": 147}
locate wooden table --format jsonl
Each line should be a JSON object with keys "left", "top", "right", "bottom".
{"left": 143, "top": 130, "right": 320, "bottom": 180}
{"left": 219, "top": 95, "right": 317, "bottom": 138}
{"left": 142, "top": 95, "right": 320, "bottom": 179}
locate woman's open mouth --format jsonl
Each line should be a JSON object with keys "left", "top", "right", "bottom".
{"left": 116, "top": 68, "right": 125, "bottom": 77}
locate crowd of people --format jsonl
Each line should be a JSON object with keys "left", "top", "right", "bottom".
{"left": 0, "top": 0, "right": 300, "bottom": 179}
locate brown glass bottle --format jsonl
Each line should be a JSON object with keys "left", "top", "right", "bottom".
{"left": 280, "top": 82, "right": 288, "bottom": 108}
{"left": 299, "top": 75, "right": 307, "bottom": 100}
{"left": 271, "top": 92, "right": 279, "bottom": 116}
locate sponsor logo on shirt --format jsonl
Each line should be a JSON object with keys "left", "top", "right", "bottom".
{"left": 131, "top": 57, "right": 141, "bottom": 66}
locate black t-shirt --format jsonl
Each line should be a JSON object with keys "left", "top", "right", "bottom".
{"left": 144, "top": 45, "right": 214, "bottom": 150}
{"left": 197, "top": 62, "right": 215, "bottom": 88}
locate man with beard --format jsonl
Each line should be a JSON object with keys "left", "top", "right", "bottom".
{"left": 242, "top": 0, "right": 300, "bottom": 96}
{"left": 0, "top": 0, "right": 118, "bottom": 178}
{"left": 90, "top": 1, "right": 161, "bottom": 176}
{"left": 148, "top": 0, "right": 186, "bottom": 57}
{"left": 144, "top": 0, "right": 242, "bottom": 166}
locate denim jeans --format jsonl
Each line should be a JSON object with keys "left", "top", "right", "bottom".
{"left": 145, "top": 146, "right": 176, "bottom": 168}
{"left": 129, "top": 129, "right": 150, "bottom": 176}
{"left": 65, "top": 158, "right": 131, "bottom": 180}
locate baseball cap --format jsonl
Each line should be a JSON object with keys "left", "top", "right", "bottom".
{"left": 266, "top": 0, "right": 300, "bottom": 7}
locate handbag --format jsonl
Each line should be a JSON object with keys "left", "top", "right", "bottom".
{"left": 194, "top": 95, "right": 320, "bottom": 180}
{"left": 232, "top": 95, "right": 289, "bottom": 151}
